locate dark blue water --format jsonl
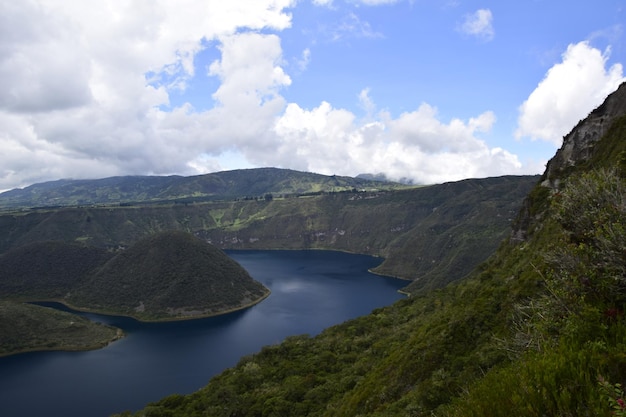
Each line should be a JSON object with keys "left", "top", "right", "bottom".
{"left": 0, "top": 250, "right": 406, "bottom": 417}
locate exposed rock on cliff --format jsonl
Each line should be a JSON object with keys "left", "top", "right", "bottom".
{"left": 512, "top": 81, "right": 626, "bottom": 242}
{"left": 544, "top": 81, "right": 626, "bottom": 186}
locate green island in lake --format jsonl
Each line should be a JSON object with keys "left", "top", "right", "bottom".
{"left": 0, "top": 230, "right": 271, "bottom": 355}
{"left": 0, "top": 301, "right": 123, "bottom": 357}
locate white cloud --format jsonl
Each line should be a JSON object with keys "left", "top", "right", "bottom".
{"left": 358, "top": 88, "right": 376, "bottom": 118}
{"left": 459, "top": 9, "right": 494, "bottom": 41}
{"left": 332, "top": 13, "right": 384, "bottom": 41}
{"left": 0, "top": 1, "right": 92, "bottom": 112}
{"left": 209, "top": 32, "right": 291, "bottom": 110}
{"left": 313, "top": 0, "right": 398, "bottom": 5}
{"left": 515, "top": 41, "right": 625, "bottom": 145}
{"left": 358, "top": 0, "right": 400, "bottom": 4}
{"left": 270, "top": 100, "right": 522, "bottom": 184}
{"left": 296, "top": 48, "right": 312, "bottom": 71}
{"left": 0, "top": 0, "right": 528, "bottom": 192}
{"left": 0, "top": 0, "right": 296, "bottom": 190}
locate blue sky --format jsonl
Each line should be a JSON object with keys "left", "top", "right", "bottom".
{"left": 0, "top": 0, "right": 625, "bottom": 191}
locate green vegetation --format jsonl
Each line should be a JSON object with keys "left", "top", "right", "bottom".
{"left": 112, "top": 96, "right": 626, "bottom": 415}
{"left": 0, "top": 301, "right": 122, "bottom": 356}
{"left": 0, "top": 175, "right": 537, "bottom": 293}
{"left": 0, "top": 241, "right": 113, "bottom": 300}
{"left": 0, "top": 168, "right": 408, "bottom": 209}
{"left": 0, "top": 231, "right": 269, "bottom": 321}
{"left": 440, "top": 166, "right": 626, "bottom": 417}
{"left": 0, "top": 172, "right": 535, "bottom": 356}
{"left": 68, "top": 231, "right": 270, "bottom": 321}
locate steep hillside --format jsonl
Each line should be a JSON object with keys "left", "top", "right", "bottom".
{"left": 0, "top": 301, "right": 122, "bottom": 356}
{"left": 114, "top": 83, "right": 626, "bottom": 416}
{"left": 0, "top": 241, "right": 113, "bottom": 299}
{"left": 67, "top": 231, "right": 270, "bottom": 321}
{"left": 0, "top": 175, "right": 537, "bottom": 293}
{"left": 0, "top": 231, "right": 270, "bottom": 322}
{"left": 544, "top": 80, "right": 626, "bottom": 182}
{"left": 0, "top": 168, "right": 406, "bottom": 209}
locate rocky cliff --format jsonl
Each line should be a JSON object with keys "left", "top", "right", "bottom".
{"left": 544, "top": 81, "right": 626, "bottom": 185}
{"left": 512, "top": 81, "right": 626, "bottom": 242}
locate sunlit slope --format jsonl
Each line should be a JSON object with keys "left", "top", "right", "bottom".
{"left": 113, "top": 83, "right": 626, "bottom": 416}
{"left": 0, "top": 168, "right": 407, "bottom": 209}
{"left": 0, "top": 175, "right": 537, "bottom": 293}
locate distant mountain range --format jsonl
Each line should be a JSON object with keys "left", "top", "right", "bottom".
{"left": 0, "top": 172, "right": 538, "bottom": 293}
{"left": 0, "top": 168, "right": 407, "bottom": 209}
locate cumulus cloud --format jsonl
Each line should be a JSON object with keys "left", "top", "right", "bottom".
{"left": 459, "top": 9, "right": 494, "bottom": 41}
{"left": 270, "top": 100, "right": 521, "bottom": 184}
{"left": 0, "top": 1, "right": 92, "bottom": 112}
{"left": 0, "top": 0, "right": 295, "bottom": 190}
{"left": 516, "top": 41, "right": 625, "bottom": 145}
{"left": 0, "top": 0, "right": 528, "bottom": 192}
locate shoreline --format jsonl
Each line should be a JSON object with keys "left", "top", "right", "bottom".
{"left": 0, "top": 289, "right": 271, "bottom": 357}
{"left": 19, "top": 286, "right": 271, "bottom": 323}
{"left": 0, "top": 325, "right": 124, "bottom": 359}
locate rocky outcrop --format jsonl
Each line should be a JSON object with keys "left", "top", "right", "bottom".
{"left": 543, "top": 81, "right": 626, "bottom": 187}
{"left": 512, "top": 81, "right": 626, "bottom": 242}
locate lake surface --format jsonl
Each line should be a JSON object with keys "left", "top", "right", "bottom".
{"left": 0, "top": 250, "right": 406, "bottom": 417}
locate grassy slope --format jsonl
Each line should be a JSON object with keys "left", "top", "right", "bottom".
{"left": 68, "top": 231, "right": 270, "bottom": 321}
{"left": 0, "top": 168, "right": 406, "bottom": 209}
{"left": 0, "top": 241, "right": 113, "bottom": 299}
{"left": 112, "top": 119, "right": 626, "bottom": 416}
{"left": 0, "top": 301, "right": 122, "bottom": 356}
{"left": 0, "top": 175, "right": 538, "bottom": 294}
{"left": 112, "top": 237, "right": 543, "bottom": 417}
{"left": 0, "top": 231, "right": 270, "bottom": 321}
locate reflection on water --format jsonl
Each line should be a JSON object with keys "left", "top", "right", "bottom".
{"left": 0, "top": 250, "right": 405, "bottom": 417}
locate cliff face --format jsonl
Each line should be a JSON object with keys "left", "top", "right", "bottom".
{"left": 543, "top": 81, "right": 626, "bottom": 186}
{"left": 512, "top": 81, "right": 626, "bottom": 242}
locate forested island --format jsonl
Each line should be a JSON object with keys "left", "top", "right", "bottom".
{"left": 0, "top": 231, "right": 270, "bottom": 325}
{"left": 0, "top": 301, "right": 122, "bottom": 357}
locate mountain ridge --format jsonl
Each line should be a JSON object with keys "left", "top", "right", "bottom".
{"left": 0, "top": 167, "right": 408, "bottom": 209}
{"left": 0, "top": 174, "right": 538, "bottom": 293}
{"left": 112, "top": 84, "right": 626, "bottom": 416}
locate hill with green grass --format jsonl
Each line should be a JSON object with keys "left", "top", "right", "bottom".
{"left": 68, "top": 231, "right": 270, "bottom": 321}
{"left": 0, "top": 231, "right": 269, "bottom": 322}
{"left": 0, "top": 241, "right": 113, "bottom": 300}
{"left": 0, "top": 174, "right": 537, "bottom": 294}
{"left": 0, "top": 168, "right": 407, "bottom": 209}
{"left": 113, "top": 83, "right": 626, "bottom": 416}
{"left": 0, "top": 169, "right": 537, "bottom": 356}
{"left": 0, "top": 301, "right": 122, "bottom": 356}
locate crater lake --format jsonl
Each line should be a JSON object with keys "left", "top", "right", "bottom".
{"left": 0, "top": 250, "right": 406, "bottom": 417}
